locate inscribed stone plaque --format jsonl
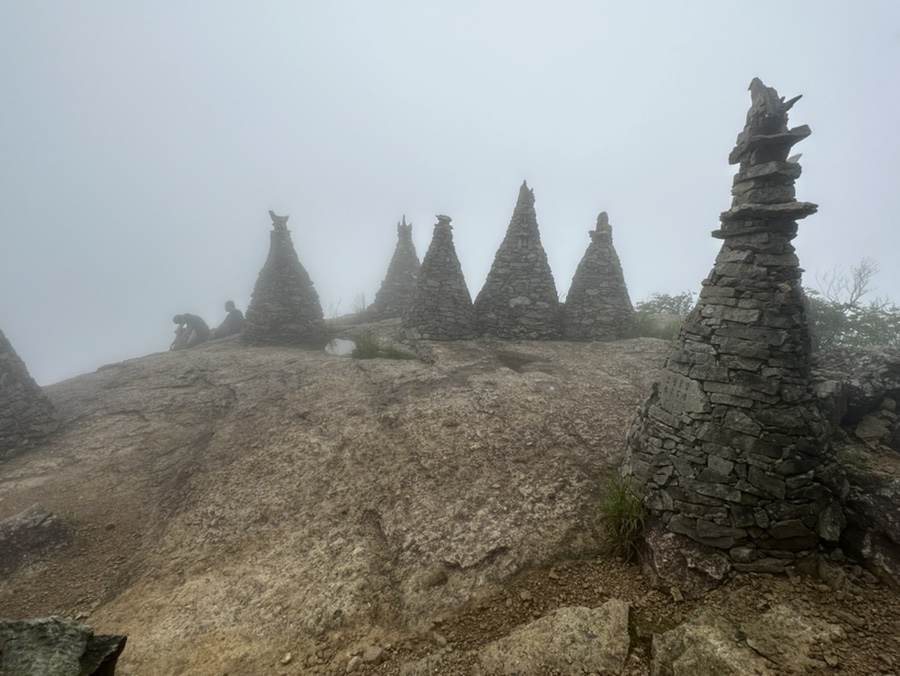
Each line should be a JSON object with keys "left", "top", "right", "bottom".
{"left": 658, "top": 371, "right": 708, "bottom": 414}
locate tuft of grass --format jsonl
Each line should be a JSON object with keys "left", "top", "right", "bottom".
{"left": 351, "top": 333, "right": 415, "bottom": 361}
{"left": 600, "top": 476, "right": 646, "bottom": 562}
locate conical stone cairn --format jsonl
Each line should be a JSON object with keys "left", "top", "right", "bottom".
{"left": 0, "top": 328, "right": 58, "bottom": 461}
{"left": 243, "top": 211, "right": 325, "bottom": 346}
{"left": 474, "top": 181, "right": 560, "bottom": 339}
{"left": 562, "top": 212, "right": 635, "bottom": 341}
{"left": 620, "top": 79, "right": 844, "bottom": 573}
{"left": 401, "top": 215, "right": 476, "bottom": 340}
{"left": 367, "top": 216, "right": 421, "bottom": 321}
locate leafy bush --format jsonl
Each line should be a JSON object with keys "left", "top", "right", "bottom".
{"left": 351, "top": 333, "right": 416, "bottom": 360}
{"left": 631, "top": 291, "right": 696, "bottom": 339}
{"left": 600, "top": 476, "right": 646, "bottom": 561}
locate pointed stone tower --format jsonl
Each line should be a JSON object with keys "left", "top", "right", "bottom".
{"left": 474, "top": 181, "right": 560, "bottom": 339}
{"left": 621, "top": 79, "right": 844, "bottom": 573}
{"left": 0, "top": 328, "right": 58, "bottom": 460}
{"left": 243, "top": 211, "right": 325, "bottom": 346}
{"left": 367, "top": 216, "right": 421, "bottom": 321}
{"left": 401, "top": 215, "right": 476, "bottom": 340}
{"left": 562, "top": 212, "right": 635, "bottom": 341}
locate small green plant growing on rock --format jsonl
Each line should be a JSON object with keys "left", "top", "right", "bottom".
{"left": 600, "top": 475, "right": 646, "bottom": 562}
{"left": 351, "top": 333, "right": 416, "bottom": 360}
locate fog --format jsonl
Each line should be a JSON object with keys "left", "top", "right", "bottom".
{"left": 3, "top": 1, "right": 899, "bottom": 385}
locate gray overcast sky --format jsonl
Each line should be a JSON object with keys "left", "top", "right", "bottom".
{"left": 3, "top": 1, "right": 899, "bottom": 385}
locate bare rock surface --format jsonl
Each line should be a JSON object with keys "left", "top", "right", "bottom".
{"left": 476, "top": 600, "right": 631, "bottom": 674}
{"left": 652, "top": 608, "right": 773, "bottom": 675}
{"left": 0, "top": 335, "right": 663, "bottom": 674}
{"left": 3, "top": 334, "right": 900, "bottom": 674}
{"left": 741, "top": 601, "right": 845, "bottom": 673}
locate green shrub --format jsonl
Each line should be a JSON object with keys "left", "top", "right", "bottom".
{"left": 630, "top": 313, "right": 684, "bottom": 340}
{"left": 630, "top": 291, "right": 695, "bottom": 340}
{"left": 351, "top": 333, "right": 415, "bottom": 360}
{"left": 600, "top": 476, "right": 646, "bottom": 561}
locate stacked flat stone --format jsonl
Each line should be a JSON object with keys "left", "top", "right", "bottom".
{"left": 620, "top": 79, "right": 844, "bottom": 572}
{"left": 243, "top": 211, "right": 325, "bottom": 346}
{"left": 367, "top": 216, "right": 421, "bottom": 321}
{"left": 0, "top": 328, "right": 57, "bottom": 460}
{"left": 401, "top": 215, "right": 476, "bottom": 340}
{"left": 562, "top": 212, "right": 635, "bottom": 341}
{"left": 474, "top": 182, "right": 560, "bottom": 339}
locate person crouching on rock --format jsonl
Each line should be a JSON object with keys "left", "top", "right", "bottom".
{"left": 211, "top": 300, "right": 244, "bottom": 340}
{"left": 171, "top": 313, "right": 211, "bottom": 350}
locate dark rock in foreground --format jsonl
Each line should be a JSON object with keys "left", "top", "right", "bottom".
{"left": 0, "top": 616, "right": 126, "bottom": 676}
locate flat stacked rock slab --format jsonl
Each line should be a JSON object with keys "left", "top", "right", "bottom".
{"left": 621, "top": 79, "right": 845, "bottom": 573}
{"left": 401, "top": 215, "right": 476, "bottom": 340}
{"left": 474, "top": 181, "right": 560, "bottom": 339}
{"left": 242, "top": 211, "right": 325, "bottom": 346}
{"left": 367, "top": 216, "right": 420, "bottom": 321}
{"left": 0, "top": 328, "right": 57, "bottom": 461}
{"left": 562, "top": 212, "right": 635, "bottom": 341}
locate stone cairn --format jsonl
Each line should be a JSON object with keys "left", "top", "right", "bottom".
{"left": 620, "top": 79, "right": 845, "bottom": 573}
{"left": 474, "top": 181, "right": 560, "bottom": 339}
{"left": 401, "top": 215, "right": 476, "bottom": 340}
{"left": 243, "top": 211, "right": 325, "bottom": 346}
{"left": 0, "top": 329, "right": 58, "bottom": 461}
{"left": 367, "top": 216, "right": 421, "bottom": 321}
{"left": 561, "top": 212, "right": 635, "bottom": 341}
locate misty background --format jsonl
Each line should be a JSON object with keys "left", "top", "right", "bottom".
{"left": 3, "top": 1, "right": 899, "bottom": 385}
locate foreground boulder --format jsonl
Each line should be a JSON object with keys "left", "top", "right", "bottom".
{"left": 477, "top": 600, "right": 631, "bottom": 675}
{"left": 652, "top": 602, "right": 843, "bottom": 676}
{"left": 639, "top": 519, "right": 731, "bottom": 599}
{"left": 0, "top": 616, "right": 126, "bottom": 676}
{"left": 652, "top": 609, "right": 769, "bottom": 676}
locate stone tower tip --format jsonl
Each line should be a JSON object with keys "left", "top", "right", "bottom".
{"left": 269, "top": 210, "right": 289, "bottom": 231}
{"left": 436, "top": 214, "right": 452, "bottom": 226}
{"left": 516, "top": 181, "right": 535, "bottom": 206}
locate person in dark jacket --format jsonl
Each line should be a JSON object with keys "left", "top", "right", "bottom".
{"left": 171, "top": 313, "right": 211, "bottom": 350}
{"left": 211, "top": 300, "right": 244, "bottom": 340}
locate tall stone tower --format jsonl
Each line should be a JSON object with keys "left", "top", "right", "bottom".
{"left": 620, "top": 79, "right": 844, "bottom": 573}
{"left": 367, "top": 216, "right": 421, "bottom": 321}
{"left": 243, "top": 211, "right": 325, "bottom": 346}
{"left": 562, "top": 212, "right": 635, "bottom": 341}
{"left": 474, "top": 182, "right": 560, "bottom": 339}
{"left": 0, "top": 328, "right": 58, "bottom": 460}
{"left": 401, "top": 215, "right": 476, "bottom": 340}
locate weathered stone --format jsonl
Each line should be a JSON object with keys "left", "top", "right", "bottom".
{"left": 367, "top": 216, "right": 420, "bottom": 321}
{"left": 0, "top": 616, "right": 127, "bottom": 676}
{"left": 652, "top": 608, "right": 774, "bottom": 675}
{"left": 620, "top": 79, "right": 838, "bottom": 565}
{"left": 477, "top": 601, "right": 631, "bottom": 675}
{"left": 0, "top": 505, "right": 73, "bottom": 577}
{"left": 733, "top": 557, "right": 787, "bottom": 574}
{"left": 562, "top": 212, "right": 635, "bottom": 341}
{"left": 640, "top": 521, "right": 732, "bottom": 600}
{"left": 657, "top": 372, "right": 710, "bottom": 415}
{"left": 401, "top": 215, "right": 476, "bottom": 340}
{"left": 0, "top": 329, "right": 58, "bottom": 461}
{"left": 474, "top": 182, "right": 560, "bottom": 339}
{"left": 243, "top": 211, "right": 325, "bottom": 346}
{"left": 741, "top": 602, "right": 844, "bottom": 674}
